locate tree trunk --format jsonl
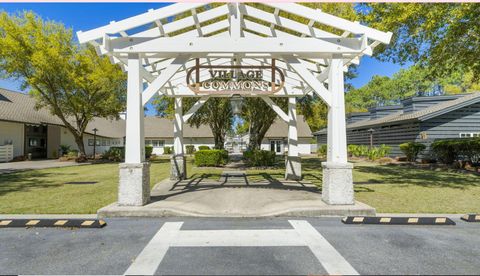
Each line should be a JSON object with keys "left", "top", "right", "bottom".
{"left": 73, "top": 132, "right": 86, "bottom": 157}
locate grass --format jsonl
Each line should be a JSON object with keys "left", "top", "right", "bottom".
{"left": 247, "top": 157, "right": 480, "bottom": 214}
{"left": 0, "top": 156, "right": 479, "bottom": 214}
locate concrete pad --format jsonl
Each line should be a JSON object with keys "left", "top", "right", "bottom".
{"left": 98, "top": 178, "right": 375, "bottom": 218}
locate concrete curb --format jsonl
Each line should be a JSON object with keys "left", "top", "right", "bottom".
{"left": 342, "top": 216, "right": 456, "bottom": 225}
{"left": 0, "top": 214, "right": 98, "bottom": 219}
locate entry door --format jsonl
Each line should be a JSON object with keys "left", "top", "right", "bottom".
{"left": 270, "top": 140, "right": 283, "bottom": 154}
{"left": 25, "top": 125, "right": 48, "bottom": 159}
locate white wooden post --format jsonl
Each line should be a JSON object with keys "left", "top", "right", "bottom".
{"left": 171, "top": 97, "right": 187, "bottom": 180}
{"left": 119, "top": 53, "right": 150, "bottom": 206}
{"left": 285, "top": 97, "right": 301, "bottom": 180}
{"left": 322, "top": 55, "right": 354, "bottom": 205}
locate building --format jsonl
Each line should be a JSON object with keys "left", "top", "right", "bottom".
{"left": 224, "top": 116, "right": 314, "bottom": 155}
{"left": 0, "top": 89, "right": 314, "bottom": 161}
{"left": 0, "top": 88, "right": 124, "bottom": 159}
{"left": 315, "top": 93, "right": 480, "bottom": 157}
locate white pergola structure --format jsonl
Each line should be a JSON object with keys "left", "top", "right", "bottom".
{"left": 78, "top": 2, "right": 391, "bottom": 207}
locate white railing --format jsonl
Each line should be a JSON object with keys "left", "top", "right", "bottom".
{"left": 0, "top": 144, "right": 14, "bottom": 162}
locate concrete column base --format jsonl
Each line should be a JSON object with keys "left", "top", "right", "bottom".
{"left": 285, "top": 156, "right": 302, "bottom": 180}
{"left": 118, "top": 162, "right": 150, "bottom": 206}
{"left": 321, "top": 162, "right": 354, "bottom": 205}
{"left": 170, "top": 155, "right": 187, "bottom": 180}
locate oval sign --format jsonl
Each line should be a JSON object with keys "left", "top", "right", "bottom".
{"left": 186, "top": 59, "right": 285, "bottom": 95}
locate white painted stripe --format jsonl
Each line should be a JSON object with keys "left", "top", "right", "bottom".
{"left": 124, "top": 222, "right": 183, "bottom": 275}
{"left": 173, "top": 229, "right": 304, "bottom": 247}
{"left": 289, "top": 220, "right": 359, "bottom": 275}
{"left": 124, "top": 220, "right": 357, "bottom": 275}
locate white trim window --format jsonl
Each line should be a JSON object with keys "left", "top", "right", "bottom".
{"left": 459, "top": 133, "right": 480, "bottom": 138}
{"left": 145, "top": 139, "right": 165, "bottom": 148}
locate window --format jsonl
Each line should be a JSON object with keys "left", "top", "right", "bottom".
{"left": 29, "top": 138, "right": 38, "bottom": 147}
{"left": 145, "top": 140, "right": 152, "bottom": 146}
{"left": 88, "top": 139, "right": 94, "bottom": 146}
{"left": 107, "top": 140, "right": 111, "bottom": 146}
{"left": 152, "top": 140, "right": 164, "bottom": 148}
{"left": 101, "top": 139, "right": 106, "bottom": 146}
{"left": 459, "top": 133, "right": 480, "bottom": 138}
{"left": 96, "top": 140, "right": 101, "bottom": 146}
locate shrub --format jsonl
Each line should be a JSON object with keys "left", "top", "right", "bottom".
{"left": 186, "top": 145, "right": 196, "bottom": 154}
{"left": 145, "top": 146, "right": 153, "bottom": 159}
{"left": 317, "top": 144, "right": 327, "bottom": 158}
{"left": 59, "top": 144, "right": 71, "bottom": 156}
{"left": 194, "top": 149, "right": 229, "bottom": 167}
{"left": 163, "top": 146, "right": 172, "bottom": 154}
{"left": 431, "top": 138, "right": 480, "bottom": 166}
{"left": 399, "top": 142, "right": 426, "bottom": 162}
{"left": 67, "top": 149, "right": 79, "bottom": 158}
{"left": 349, "top": 145, "right": 369, "bottom": 157}
{"left": 198, "top": 145, "right": 210, "bottom": 150}
{"left": 103, "top": 147, "right": 125, "bottom": 162}
{"left": 243, "top": 150, "right": 276, "bottom": 167}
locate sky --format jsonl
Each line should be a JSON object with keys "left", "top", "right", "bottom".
{"left": 0, "top": 2, "right": 410, "bottom": 115}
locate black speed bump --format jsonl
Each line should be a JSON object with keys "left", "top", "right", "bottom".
{"left": 461, "top": 214, "right": 480, "bottom": 222}
{"left": 342, "top": 216, "right": 455, "bottom": 225}
{"left": 0, "top": 219, "right": 106, "bottom": 228}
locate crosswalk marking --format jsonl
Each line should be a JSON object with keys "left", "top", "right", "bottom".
{"left": 124, "top": 220, "right": 357, "bottom": 275}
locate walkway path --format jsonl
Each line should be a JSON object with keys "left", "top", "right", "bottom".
{"left": 0, "top": 160, "right": 87, "bottom": 174}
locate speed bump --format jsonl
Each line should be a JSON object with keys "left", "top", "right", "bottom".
{"left": 0, "top": 219, "right": 106, "bottom": 228}
{"left": 342, "top": 216, "right": 455, "bottom": 225}
{"left": 461, "top": 214, "right": 480, "bottom": 222}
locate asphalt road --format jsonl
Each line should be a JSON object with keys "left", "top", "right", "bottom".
{"left": 0, "top": 217, "right": 479, "bottom": 275}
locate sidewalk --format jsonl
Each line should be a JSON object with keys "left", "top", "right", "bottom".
{"left": 0, "top": 160, "right": 87, "bottom": 174}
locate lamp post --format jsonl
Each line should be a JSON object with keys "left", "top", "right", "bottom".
{"left": 92, "top": 128, "right": 98, "bottom": 158}
{"left": 367, "top": 128, "right": 375, "bottom": 149}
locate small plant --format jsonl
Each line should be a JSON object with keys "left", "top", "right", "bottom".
{"left": 102, "top": 147, "right": 125, "bottom": 162}
{"left": 317, "top": 144, "right": 327, "bottom": 158}
{"left": 198, "top": 145, "right": 210, "bottom": 150}
{"left": 145, "top": 146, "right": 153, "bottom": 159}
{"left": 400, "top": 142, "right": 426, "bottom": 162}
{"left": 186, "top": 145, "right": 196, "bottom": 154}
{"left": 67, "top": 149, "right": 79, "bottom": 158}
{"left": 163, "top": 146, "right": 172, "bottom": 154}
{"left": 59, "top": 144, "right": 71, "bottom": 156}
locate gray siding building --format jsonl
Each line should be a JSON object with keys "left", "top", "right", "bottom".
{"left": 315, "top": 93, "right": 480, "bottom": 157}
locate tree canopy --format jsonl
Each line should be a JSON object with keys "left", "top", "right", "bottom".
{"left": 360, "top": 3, "right": 480, "bottom": 81}
{"left": 0, "top": 11, "right": 126, "bottom": 156}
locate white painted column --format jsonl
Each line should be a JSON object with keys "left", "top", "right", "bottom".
{"left": 125, "top": 54, "right": 145, "bottom": 164}
{"left": 322, "top": 55, "right": 354, "bottom": 205}
{"left": 285, "top": 97, "right": 301, "bottom": 180}
{"left": 171, "top": 97, "right": 187, "bottom": 180}
{"left": 119, "top": 53, "right": 150, "bottom": 206}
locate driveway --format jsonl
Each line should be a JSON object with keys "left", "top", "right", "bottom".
{"left": 0, "top": 217, "right": 479, "bottom": 275}
{"left": 0, "top": 160, "right": 87, "bottom": 174}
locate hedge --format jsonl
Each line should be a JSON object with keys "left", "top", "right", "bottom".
{"left": 198, "top": 145, "right": 210, "bottom": 150}
{"left": 317, "top": 144, "right": 327, "bottom": 158}
{"left": 102, "top": 146, "right": 154, "bottom": 162}
{"left": 431, "top": 138, "right": 480, "bottom": 166}
{"left": 194, "top": 149, "right": 229, "bottom": 167}
{"left": 399, "top": 142, "right": 426, "bottom": 162}
{"left": 243, "top": 150, "right": 276, "bottom": 167}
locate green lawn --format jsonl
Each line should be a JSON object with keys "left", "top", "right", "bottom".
{"left": 0, "top": 157, "right": 479, "bottom": 214}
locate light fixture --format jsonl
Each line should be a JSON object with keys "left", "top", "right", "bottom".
{"left": 230, "top": 94, "right": 243, "bottom": 115}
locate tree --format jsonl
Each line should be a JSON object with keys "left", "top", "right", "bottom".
{"left": 360, "top": 3, "right": 480, "bottom": 81}
{"left": 0, "top": 11, "right": 126, "bottom": 157}
{"left": 241, "top": 97, "right": 287, "bottom": 150}
{"left": 153, "top": 95, "right": 232, "bottom": 149}
{"left": 346, "top": 64, "right": 480, "bottom": 111}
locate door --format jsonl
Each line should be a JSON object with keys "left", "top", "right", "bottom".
{"left": 25, "top": 125, "right": 48, "bottom": 159}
